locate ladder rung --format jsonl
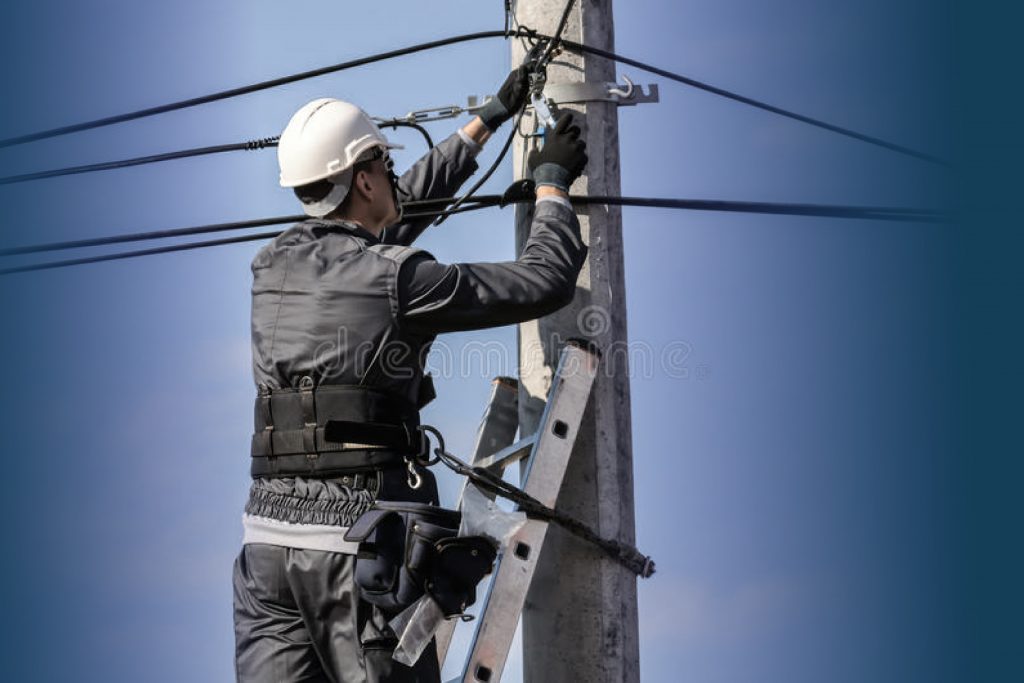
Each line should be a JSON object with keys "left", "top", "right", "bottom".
{"left": 474, "top": 434, "right": 536, "bottom": 471}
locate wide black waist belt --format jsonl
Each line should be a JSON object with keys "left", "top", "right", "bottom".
{"left": 251, "top": 382, "right": 421, "bottom": 478}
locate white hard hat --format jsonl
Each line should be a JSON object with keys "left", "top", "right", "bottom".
{"left": 277, "top": 98, "right": 403, "bottom": 217}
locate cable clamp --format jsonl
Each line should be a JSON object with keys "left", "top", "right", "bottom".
{"left": 540, "top": 75, "right": 660, "bottom": 107}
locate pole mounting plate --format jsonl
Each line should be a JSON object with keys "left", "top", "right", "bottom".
{"left": 541, "top": 75, "right": 659, "bottom": 107}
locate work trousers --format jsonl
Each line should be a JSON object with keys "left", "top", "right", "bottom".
{"left": 233, "top": 543, "right": 441, "bottom": 683}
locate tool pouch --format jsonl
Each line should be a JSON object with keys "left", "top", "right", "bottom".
{"left": 425, "top": 536, "right": 498, "bottom": 617}
{"left": 344, "top": 501, "right": 461, "bottom": 612}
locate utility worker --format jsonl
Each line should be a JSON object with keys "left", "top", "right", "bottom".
{"left": 232, "top": 66, "right": 588, "bottom": 683}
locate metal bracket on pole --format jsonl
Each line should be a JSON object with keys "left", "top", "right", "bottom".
{"left": 541, "top": 74, "right": 660, "bottom": 107}
{"left": 439, "top": 342, "right": 600, "bottom": 683}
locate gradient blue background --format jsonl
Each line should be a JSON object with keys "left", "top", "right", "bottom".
{"left": 0, "top": 1, "right": 998, "bottom": 681}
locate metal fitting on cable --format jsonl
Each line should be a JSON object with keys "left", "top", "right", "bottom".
{"left": 244, "top": 136, "right": 280, "bottom": 151}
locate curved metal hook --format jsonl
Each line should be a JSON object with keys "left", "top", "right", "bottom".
{"left": 608, "top": 74, "right": 634, "bottom": 99}
{"left": 406, "top": 459, "right": 423, "bottom": 490}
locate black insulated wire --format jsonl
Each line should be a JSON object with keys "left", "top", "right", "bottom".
{"left": 430, "top": 0, "right": 577, "bottom": 226}
{"left": 376, "top": 121, "right": 435, "bottom": 149}
{"left": 430, "top": 113, "right": 521, "bottom": 226}
{"left": 0, "top": 208, "right": 490, "bottom": 276}
{"left": 0, "top": 122, "right": 434, "bottom": 187}
{"left": 0, "top": 195, "right": 942, "bottom": 276}
{"left": 0, "top": 230, "right": 284, "bottom": 276}
{"left": 0, "top": 122, "right": 436, "bottom": 186}
{"left": 0, "top": 215, "right": 303, "bottom": 256}
{"left": 0, "top": 199, "right": 482, "bottom": 257}
{"left": 571, "top": 195, "right": 942, "bottom": 221}
{"left": 541, "top": 0, "right": 577, "bottom": 63}
{"left": 0, "top": 28, "right": 941, "bottom": 165}
{"left": 543, "top": 32, "right": 946, "bottom": 166}
{"left": 0, "top": 30, "right": 513, "bottom": 148}
{"left": 0, "top": 137, "right": 280, "bottom": 186}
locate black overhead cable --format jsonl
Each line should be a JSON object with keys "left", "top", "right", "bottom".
{"left": 430, "top": 113, "right": 520, "bottom": 227}
{"left": 0, "top": 122, "right": 438, "bottom": 188}
{"left": 541, "top": 0, "right": 577, "bottom": 63}
{"left": 0, "top": 230, "right": 285, "bottom": 276}
{"left": 0, "top": 199, "right": 487, "bottom": 257}
{"left": 433, "top": 0, "right": 576, "bottom": 227}
{"left": 0, "top": 31, "right": 513, "bottom": 149}
{"left": 571, "top": 195, "right": 940, "bottom": 221}
{"left": 0, "top": 138, "right": 280, "bottom": 186}
{"left": 0, "top": 195, "right": 942, "bottom": 276}
{"left": 546, "top": 33, "right": 945, "bottom": 165}
{"left": 0, "top": 208, "right": 491, "bottom": 277}
{"left": 0, "top": 198, "right": 496, "bottom": 258}
{"left": 0, "top": 29, "right": 940, "bottom": 165}
{"left": 0, "top": 197, "right": 483, "bottom": 257}
{"left": 378, "top": 121, "right": 435, "bottom": 150}
{"left": 0, "top": 120, "right": 435, "bottom": 186}
{"left": 0, "top": 215, "right": 303, "bottom": 256}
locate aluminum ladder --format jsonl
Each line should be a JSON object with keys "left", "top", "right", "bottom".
{"left": 436, "top": 340, "right": 599, "bottom": 682}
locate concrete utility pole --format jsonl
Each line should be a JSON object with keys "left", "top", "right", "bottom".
{"left": 511, "top": 1, "right": 640, "bottom": 680}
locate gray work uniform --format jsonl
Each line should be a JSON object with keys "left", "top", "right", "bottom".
{"left": 233, "top": 132, "right": 586, "bottom": 683}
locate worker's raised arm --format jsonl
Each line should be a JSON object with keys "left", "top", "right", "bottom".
{"left": 383, "top": 66, "right": 531, "bottom": 247}
{"left": 382, "top": 134, "right": 480, "bottom": 246}
{"left": 397, "top": 114, "right": 589, "bottom": 334}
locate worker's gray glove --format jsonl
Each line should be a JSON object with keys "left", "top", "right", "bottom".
{"left": 528, "top": 113, "right": 588, "bottom": 192}
{"left": 478, "top": 65, "right": 531, "bottom": 131}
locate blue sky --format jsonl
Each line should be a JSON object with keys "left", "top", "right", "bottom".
{"left": 0, "top": 1, "right": 957, "bottom": 681}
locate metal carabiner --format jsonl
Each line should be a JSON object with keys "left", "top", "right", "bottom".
{"left": 416, "top": 424, "right": 443, "bottom": 467}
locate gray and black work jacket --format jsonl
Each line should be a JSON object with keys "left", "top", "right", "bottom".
{"left": 245, "top": 132, "right": 586, "bottom": 527}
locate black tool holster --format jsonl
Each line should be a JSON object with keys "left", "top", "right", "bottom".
{"left": 343, "top": 502, "right": 496, "bottom": 616}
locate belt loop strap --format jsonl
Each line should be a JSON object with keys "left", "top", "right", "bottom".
{"left": 299, "top": 376, "right": 318, "bottom": 458}
{"left": 256, "top": 383, "right": 274, "bottom": 458}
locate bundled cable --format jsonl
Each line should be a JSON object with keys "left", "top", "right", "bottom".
{"left": 0, "top": 215, "right": 302, "bottom": 256}
{"left": 0, "top": 137, "right": 279, "bottom": 186}
{"left": 0, "top": 193, "right": 942, "bottom": 276}
{"left": 432, "top": 0, "right": 577, "bottom": 226}
{"left": 0, "top": 122, "right": 435, "bottom": 187}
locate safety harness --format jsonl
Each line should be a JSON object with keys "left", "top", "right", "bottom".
{"left": 251, "top": 380, "right": 654, "bottom": 579}
{"left": 250, "top": 380, "right": 423, "bottom": 478}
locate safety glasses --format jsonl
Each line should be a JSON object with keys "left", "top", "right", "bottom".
{"left": 365, "top": 146, "right": 395, "bottom": 173}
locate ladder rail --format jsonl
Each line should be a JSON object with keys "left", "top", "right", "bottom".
{"left": 435, "top": 376, "right": 521, "bottom": 666}
{"left": 454, "top": 342, "right": 600, "bottom": 682}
